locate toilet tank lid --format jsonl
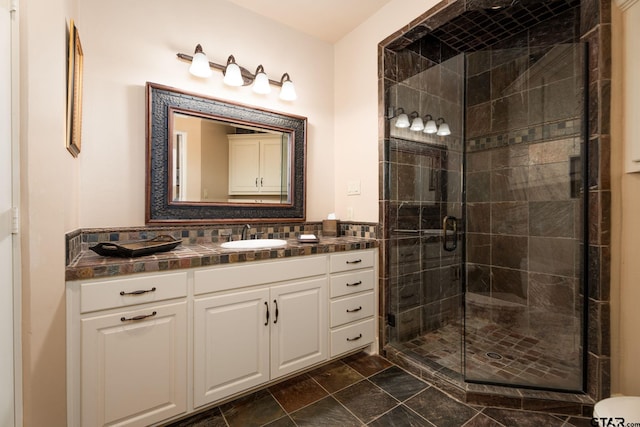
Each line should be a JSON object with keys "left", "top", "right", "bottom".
{"left": 594, "top": 397, "right": 640, "bottom": 419}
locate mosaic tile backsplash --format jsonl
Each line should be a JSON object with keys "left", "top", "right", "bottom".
{"left": 66, "top": 222, "right": 379, "bottom": 267}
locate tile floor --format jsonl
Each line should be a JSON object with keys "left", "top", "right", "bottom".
{"left": 164, "top": 352, "right": 593, "bottom": 427}
{"left": 399, "top": 319, "right": 582, "bottom": 390}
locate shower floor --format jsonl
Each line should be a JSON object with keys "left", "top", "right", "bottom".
{"left": 395, "top": 318, "right": 582, "bottom": 390}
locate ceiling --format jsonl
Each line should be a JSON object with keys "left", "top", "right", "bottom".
{"left": 225, "top": 0, "right": 392, "bottom": 43}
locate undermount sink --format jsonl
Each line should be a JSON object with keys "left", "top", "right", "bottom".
{"left": 221, "top": 239, "right": 288, "bottom": 250}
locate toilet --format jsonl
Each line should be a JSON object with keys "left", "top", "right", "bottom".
{"left": 593, "top": 396, "right": 640, "bottom": 425}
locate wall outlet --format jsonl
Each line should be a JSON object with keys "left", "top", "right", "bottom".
{"left": 347, "top": 180, "right": 361, "bottom": 195}
{"left": 346, "top": 207, "right": 354, "bottom": 220}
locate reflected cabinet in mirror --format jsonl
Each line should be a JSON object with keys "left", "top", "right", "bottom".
{"left": 146, "top": 83, "right": 307, "bottom": 223}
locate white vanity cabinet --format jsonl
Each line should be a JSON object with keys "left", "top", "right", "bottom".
{"left": 67, "top": 248, "right": 376, "bottom": 426}
{"left": 193, "top": 256, "right": 327, "bottom": 407}
{"left": 228, "top": 134, "right": 285, "bottom": 195}
{"left": 67, "top": 272, "right": 188, "bottom": 427}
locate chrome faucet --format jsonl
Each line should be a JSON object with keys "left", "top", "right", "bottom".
{"left": 241, "top": 224, "right": 251, "bottom": 240}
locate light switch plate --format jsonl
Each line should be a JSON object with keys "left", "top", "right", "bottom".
{"left": 347, "top": 180, "right": 361, "bottom": 195}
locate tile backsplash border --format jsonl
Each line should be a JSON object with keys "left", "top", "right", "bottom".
{"left": 66, "top": 222, "right": 379, "bottom": 266}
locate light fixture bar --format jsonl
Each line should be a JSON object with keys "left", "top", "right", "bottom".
{"left": 177, "top": 52, "right": 286, "bottom": 87}
{"left": 389, "top": 107, "right": 451, "bottom": 136}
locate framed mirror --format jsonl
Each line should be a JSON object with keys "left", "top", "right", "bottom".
{"left": 146, "top": 83, "right": 307, "bottom": 224}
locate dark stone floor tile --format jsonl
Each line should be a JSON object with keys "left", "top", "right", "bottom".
{"left": 309, "top": 359, "right": 364, "bottom": 393}
{"left": 482, "top": 407, "right": 567, "bottom": 427}
{"left": 368, "top": 405, "right": 434, "bottom": 426}
{"left": 334, "top": 379, "right": 399, "bottom": 423}
{"left": 463, "top": 412, "right": 505, "bottom": 427}
{"left": 343, "top": 352, "right": 393, "bottom": 377}
{"left": 220, "top": 389, "right": 286, "bottom": 427}
{"left": 268, "top": 373, "right": 328, "bottom": 412}
{"left": 406, "top": 387, "right": 478, "bottom": 427}
{"left": 564, "top": 416, "right": 595, "bottom": 427}
{"left": 369, "top": 366, "right": 429, "bottom": 401}
{"left": 164, "top": 406, "right": 227, "bottom": 427}
{"left": 263, "top": 415, "right": 296, "bottom": 427}
{"left": 290, "top": 396, "right": 361, "bottom": 427}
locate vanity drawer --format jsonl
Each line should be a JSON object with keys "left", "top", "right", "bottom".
{"left": 194, "top": 255, "right": 326, "bottom": 295}
{"left": 330, "top": 292, "right": 374, "bottom": 328}
{"left": 330, "top": 269, "right": 374, "bottom": 298}
{"left": 80, "top": 272, "right": 188, "bottom": 313}
{"left": 330, "top": 318, "right": 374, "bottom": 357}
{"left": 330, "top": 250, "right": 375, "bottom": 273}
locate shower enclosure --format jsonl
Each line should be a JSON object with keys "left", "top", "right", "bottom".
{"left": 384, "top": 39, "right": 587, "bottom": 392}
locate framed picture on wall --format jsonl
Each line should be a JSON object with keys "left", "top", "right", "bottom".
{"left": 66, "top": 19, "right": 84, "bottom": 157}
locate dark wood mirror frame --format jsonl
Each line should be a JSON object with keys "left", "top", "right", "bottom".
{"left": 146, "top": 82, "right": 307, "bottom": 224}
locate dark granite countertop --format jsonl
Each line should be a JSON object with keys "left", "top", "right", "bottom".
{"left": 66, "top": 236, "right": 378, "bottom": 282}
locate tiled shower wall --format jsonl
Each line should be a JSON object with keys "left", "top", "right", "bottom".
{"left": 464, "top": 35, "right": 585, "bottom": 342}
{"left": 379, "top": 0, "right": 612, "bottom": 401}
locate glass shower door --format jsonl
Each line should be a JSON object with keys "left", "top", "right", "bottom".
{"left": 386, "top": 53, "right": 466, "bottom": 378}
{"left": 463, "top": 44, "right": 586, "bottom": 391}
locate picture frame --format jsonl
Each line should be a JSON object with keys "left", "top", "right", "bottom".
{"left": 66, "top": 19, "right": 84, "bottom": 157}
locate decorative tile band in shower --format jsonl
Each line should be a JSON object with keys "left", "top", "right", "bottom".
{"left": 467, "top": 118, "right": 582, "bottom": 152}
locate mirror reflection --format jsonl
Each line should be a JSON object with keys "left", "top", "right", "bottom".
{"left": 171, "top": 113, "right": 290, "bottom": 204}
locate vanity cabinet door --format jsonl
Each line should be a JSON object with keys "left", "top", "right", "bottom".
{"left": 193, "top": 288, "right": 270, "bottom": 408}
{"left": 228, "top": 138, "right": 261, "bottom": 194}
{"left": 270, "top": 277, "right": 328, "bottom": 379}
{"left": 259, "top": 139, "right": 285, "bottom": 193}
{"left": 228, "top": 134, "right": 283, "bottom": 195}
{"left": 81, "top": 301, "right": 187, "bottom": 427}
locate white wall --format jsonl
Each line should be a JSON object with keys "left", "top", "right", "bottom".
{"left": 77, "top": 0, "right": 334, "bottom": 227}
{"left": 20, "top": 0, "right": 79, "bottom": 425}
{"left": 333, "top": 0, "right": 440, "bottom": 222}
{"left": 1, "top": 2, "right": 15, "bottom": 425}
{"left": 611, "top": 0, "right": 640, "bottom": 396}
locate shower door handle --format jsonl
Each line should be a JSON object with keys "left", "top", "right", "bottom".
{"left": 442, "top": 216, "right": 458, "bottom": 252}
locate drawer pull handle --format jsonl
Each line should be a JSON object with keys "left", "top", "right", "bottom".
{"left": 346, "top": 334, "right": 362, "bottom": 342}
{"left": 346, "top": 259, "right": 362, "bottom": 264}
{"left": 264, "top": 302, "right": 270, "bottom": 326}
{"left": 120, "top": 287, "right": 156, "bottom": 296}
{"left": 346, "top": 281, "right": 362, "bottom": 287}
{"left": 120, "top": 311, "right": 157, "bottom": 322}
{"left": 346, "top": 306, "right": 362, "bottom": 313}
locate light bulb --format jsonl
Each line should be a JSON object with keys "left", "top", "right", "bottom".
{"left": 223, "top": 56, "right": 244, "bottom": 87}
{"left": 252, "top": 66, "right": 271, "bottom": 94}
{"left": 188, "top": 45, "right": 212, "bottom": 78}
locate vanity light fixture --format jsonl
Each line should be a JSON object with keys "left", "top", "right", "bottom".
{"left": 222, "top": 55, "right": 244, "bottom": 87}
{"left": 252, "top": 65, "right": 271, "bottom": 94}
{"left": 188, "top": 44, "right": 213, "bottom": 78}
{"left": 389, "top": 108, "right": 452, "bottom": 136}
{"left": 409, "top": 112, "right": 425, "bottom": 131}
{"left": 177, "top": 45, "right": 297, "bottom": 100}
{"left": 423, "top": 115, "right": 438, "bottom": 134}
{"left": 279, "top": 73, "right": 297, "bottom": 101}
{"left": 393, "top": 108, "right": 410, "bottom": 128}
{"left": 436, "top": 118, "right": 451, "bottom": 136}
